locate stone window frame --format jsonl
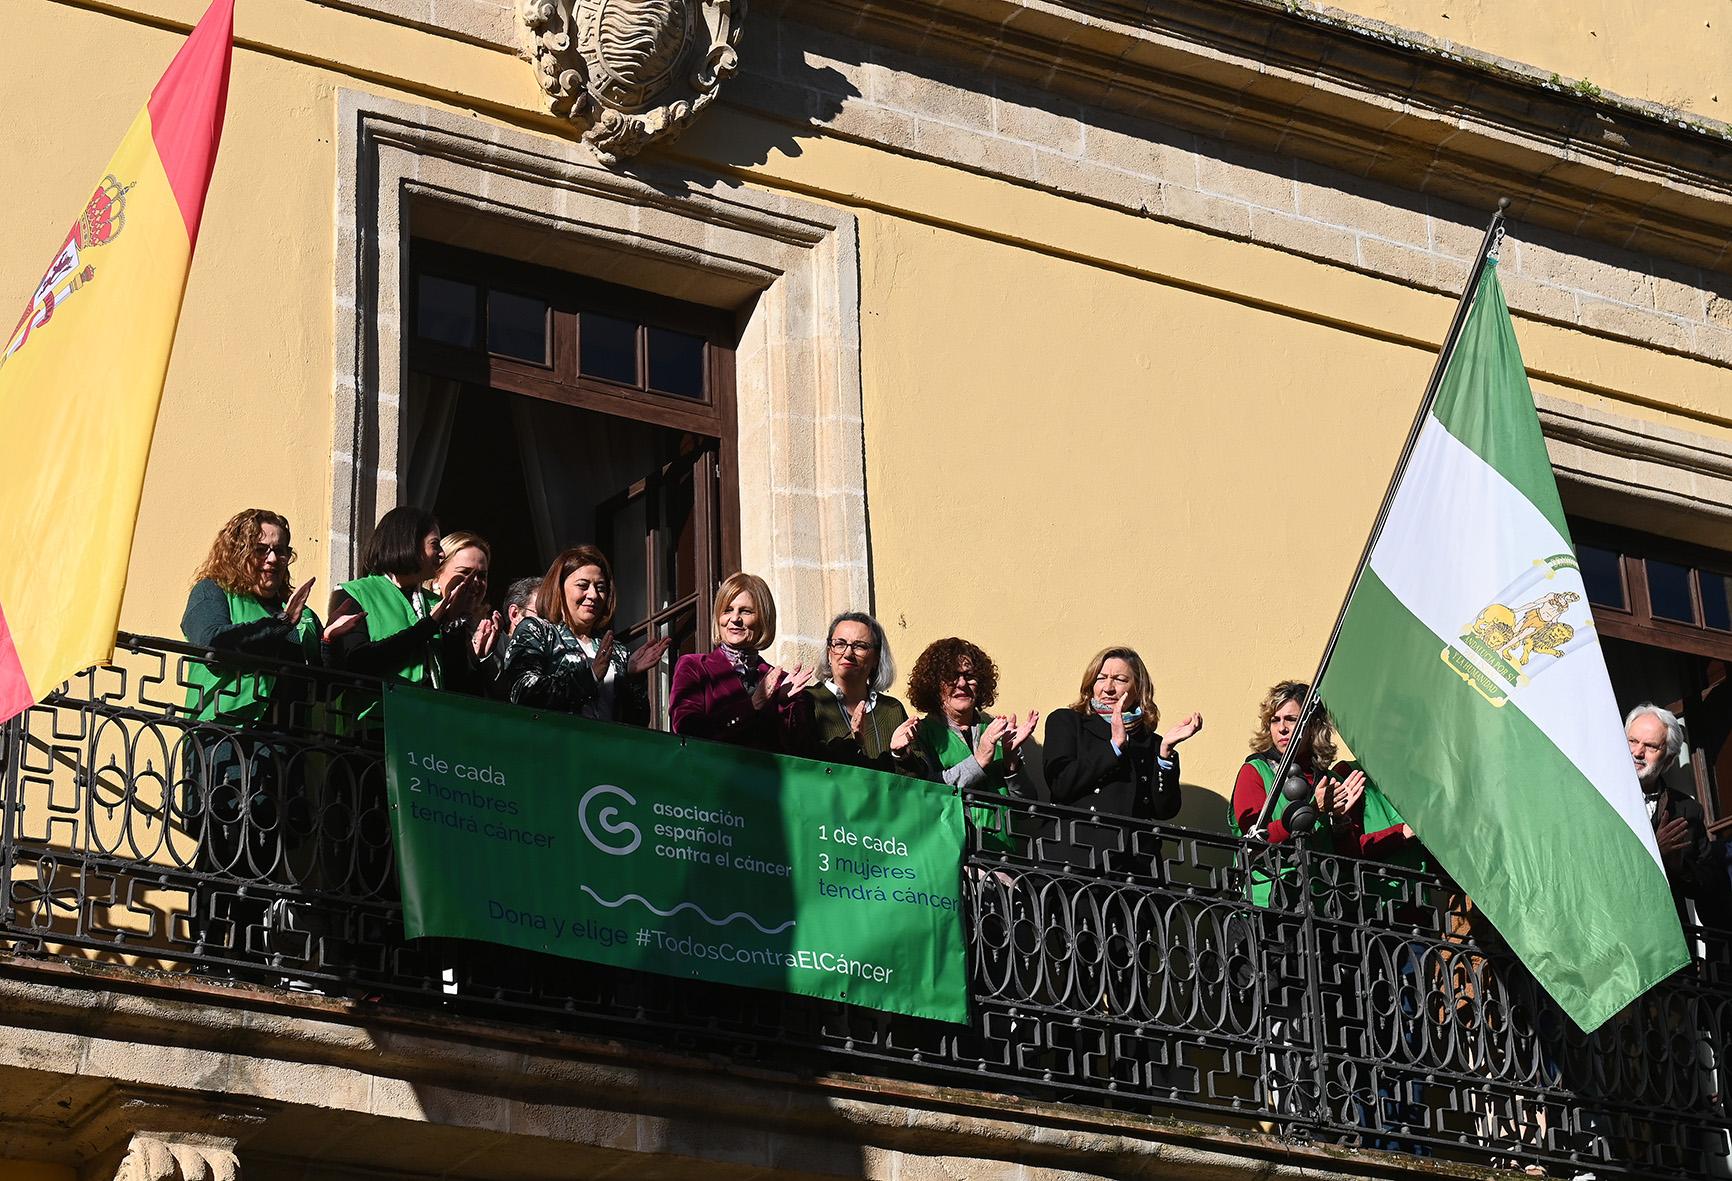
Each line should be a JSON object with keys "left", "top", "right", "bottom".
{"left": 332, "top": 90, "right": 867, "bottom": 656}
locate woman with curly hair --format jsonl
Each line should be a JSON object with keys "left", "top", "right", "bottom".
{"left": 503, "top": 545, "right": 671, "bottom": 724}
{"left": 180, "top": 508, "right": 329, "bottom": 721}
{"left": 1229, "top": 681, "right": 1360, "bottom": 855}
{"left": 179, "top": 508, "right": 335, "bottom": 966}
{"left": 669, "top": 572, "right": 814, "bottom": 752}
{"left": 906, "top": 638, "right": 1038, "bottom": 849}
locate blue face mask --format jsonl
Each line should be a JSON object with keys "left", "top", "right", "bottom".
{"left": 1092, "top": 700, "right": 1143, "bottom": 722}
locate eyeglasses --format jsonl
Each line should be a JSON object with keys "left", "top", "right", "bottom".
{"left": 945, "top": 671, "right": 980, "bottom": 685}
{"left": 251, "top": 544, "right": 294, "bottom": 560}
{"left": 828, "top": 639, "right": 878, "bottom": 656}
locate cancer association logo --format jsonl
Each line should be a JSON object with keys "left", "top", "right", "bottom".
{"left": 1442, "top": 554, "right": 1597, "bottom": 707}
{"left": 2, "top": 173, "right": 135, "bottom": 371}
{"left": 577, "top": 783, "right": 642, "bottom": 855}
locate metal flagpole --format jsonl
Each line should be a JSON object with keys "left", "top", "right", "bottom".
{"left": 1248, "top": 198, "right": 1510, "bottom": 840}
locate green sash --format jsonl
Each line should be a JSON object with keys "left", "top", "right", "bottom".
{"left": 918, "top": 713, "right": 1015, "bottom": 854}
{"left": 183, "top": 589, "right": 318, "bottom": 722}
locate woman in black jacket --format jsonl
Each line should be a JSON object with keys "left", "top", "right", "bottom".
{"left": 1042, "top": 646, "right": 1202, "bottom": 874}
{"left": 1037, "top": 646, "right": 1204, "bottom": 1077}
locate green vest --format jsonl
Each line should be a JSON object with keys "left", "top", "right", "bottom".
{"left": 335, "top": 575, "right": 442, "bottom": 727}
{"left": 918, "top": 713, "right": 1015, "bottom": 854}
{"left": 1227, "top": 755, "right": 1300, "bottom": 908}
{"left": 340, "top": 575, "right": 440, "bottom": 685}
{"left": 182, "top": 589, "right": 319, "bottom": 722}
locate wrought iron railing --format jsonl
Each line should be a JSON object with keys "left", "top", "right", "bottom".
{"left": 2, "top": 635, "right": 1729, "bottom": 1178}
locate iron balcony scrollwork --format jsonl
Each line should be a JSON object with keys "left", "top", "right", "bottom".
{"left": 1, "top": 636, "right": 1728, "bottom": 1178}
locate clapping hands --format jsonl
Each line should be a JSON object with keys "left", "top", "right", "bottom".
{"left": 471, "top": 611, "right": 503, "bottom": 659}
{"left": 751, "top": 661, "right": 818, "bottom": 710}
{"left": 1317, "top": 768, "right": 1366, "bottom": 816}
{"left": 628, "top": 635, "right": 673, "bottom": 676}
{"left": 1160, "top": 711, "right": 1204, "bottom": 759}
{"left": 281, "top": 578, "right": 316, "bottom": 625}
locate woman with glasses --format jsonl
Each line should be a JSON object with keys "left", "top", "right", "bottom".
{"left": 807, "top": 611, "right": 921, "bottom": 771}
{"left": 179, "top": 508, "right": 334, "bottom": 970}
{"left": 502, "top": 545, "right": 671, "bottom": 724}
{"left": 181, "top": 509, "right": 327, "bottom": 708}
{"left": 669, "top": 572, "right": 815, "bottom": 752}
{"left": 906, "top": 638, "right": 1038, "bottom": 852}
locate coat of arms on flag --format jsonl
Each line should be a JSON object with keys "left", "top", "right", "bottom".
{"left": 1444, "top": 555, "right": 1596, "bottom": 706}
{"left": 4, "top": 174, "right": 136, "bottom": 369}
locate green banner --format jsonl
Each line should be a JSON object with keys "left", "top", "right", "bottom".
{"left": 381, "top": 684, "right": 969, "bottom": 1023}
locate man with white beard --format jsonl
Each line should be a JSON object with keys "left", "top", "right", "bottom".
{"left": 1626, "top": 703, "right": 1731, "bottom": 930}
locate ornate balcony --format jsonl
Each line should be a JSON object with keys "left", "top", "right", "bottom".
{"left": 1, "top": 636, "right": 1727, "bottom": 1179}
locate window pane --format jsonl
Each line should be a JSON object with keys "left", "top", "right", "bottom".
{"left": 580, "top": 314, "right": 638, "bottom": 385}
{"left": 1703, "top": 572, "right": 1732, "bottom": 632}
{"left": 1577, "top": 544, "right": 1626, "bottom": 610}
{"left": 647, "top": 327, "right": 706, "bottom": 399}
{"left": 611, "top": 497, "right": 649, "bottom": 627}
{"left": 1648, "top": 559, "right": 1697, "bottom": 624}
{"left": 486, "top": 289, "right": 548, "bottom": 363}
{"left": 416, "top": 274, "right": 477, "bottom": 347}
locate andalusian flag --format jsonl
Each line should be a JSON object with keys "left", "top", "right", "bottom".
{"left": 0, "top": 0, "right": 235, "bottom": 724}
{"left": 1322, "top": 258, "right": 1687, "bottom": 1031}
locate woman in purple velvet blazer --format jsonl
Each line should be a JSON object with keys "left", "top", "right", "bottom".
{"left": 669, "top": 572, "right": 816, "bottom": 754}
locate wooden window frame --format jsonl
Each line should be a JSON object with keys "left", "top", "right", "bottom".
{"left": 1572, "top": 520, "right": 1732, "bottom": 663}
{"left": 406, "top": 240, "right": 742, "bottom": 578}
{"left": 1574, "top": 518, "right": 1732, "bottom": 831}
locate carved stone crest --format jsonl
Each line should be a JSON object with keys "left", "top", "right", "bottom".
{"left": 520, "top": 0, "right": 743, "bottom": 165}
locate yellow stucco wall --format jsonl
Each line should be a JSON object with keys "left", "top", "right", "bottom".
{"left": 1340, "top": 0, "right": 1732, "bottom": 117}
{"left": 5, "top": 0, "right": 1730, "bottom": 808}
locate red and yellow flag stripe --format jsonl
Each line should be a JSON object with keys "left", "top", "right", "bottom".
{"left": 0, "top": 0, "right": 235, "bottom": 723}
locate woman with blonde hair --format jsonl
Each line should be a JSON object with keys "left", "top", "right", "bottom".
{"left": 1044, "top": 645, "right": 1202, "bottom": 824}
{"left": 669, "top": 572, "right": 814, "bottom": 752}
{"left": 1229, "top": 680, "right": 1364, "bottom": 855}
{"left": 502, "top": 545, "right": 670, "bottom": 724}
{"left": 427, "top": 530, "right": 503, "bottom": 669}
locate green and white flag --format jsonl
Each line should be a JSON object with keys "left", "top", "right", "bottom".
{"left": 1320, "top": 257, "right": 1687, "bottom": 1032}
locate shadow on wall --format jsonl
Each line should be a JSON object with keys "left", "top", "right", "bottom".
{"left": 1174, "top": 782, "right": 1229, "bottom": 833}
{"left": 649, "top": 19, "right": 863, "bottom": 170}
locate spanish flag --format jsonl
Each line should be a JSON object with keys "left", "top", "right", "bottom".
{"left": 0, "top": 0, "right": 235, "bottom": 724}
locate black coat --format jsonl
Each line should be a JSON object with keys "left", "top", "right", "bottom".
{"left": 1649, "top": 785, "right": 1732, "bottom": 931}
{"left": 1039, "top": 709, "right": 1181, "bottom": 874}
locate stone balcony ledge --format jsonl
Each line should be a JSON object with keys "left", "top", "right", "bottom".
{"left": 0, "top": 955, "right": 1496, "bottom": 1180}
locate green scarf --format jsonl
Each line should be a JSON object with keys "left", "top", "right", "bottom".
{"left": 918, "top": 713, "right": 1015, "bottom": 854}
{"left": 183, "top": 589, "right": 318, "bottom": 722}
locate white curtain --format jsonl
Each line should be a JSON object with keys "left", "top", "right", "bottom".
{"left": 402, "top": 373, "right": 462, "bottom": 511}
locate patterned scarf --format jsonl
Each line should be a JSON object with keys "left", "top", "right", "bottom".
{"left": 720, "top": 642, "right": 763, "bottom": 690}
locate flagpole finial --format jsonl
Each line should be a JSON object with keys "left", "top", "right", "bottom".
{"left": 1498, "top": 196, "right": 1511, "bottom": 211}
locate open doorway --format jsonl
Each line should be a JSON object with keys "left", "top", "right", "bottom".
{"left": 403, "top": 242, "right": 739, "bottom": 721}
